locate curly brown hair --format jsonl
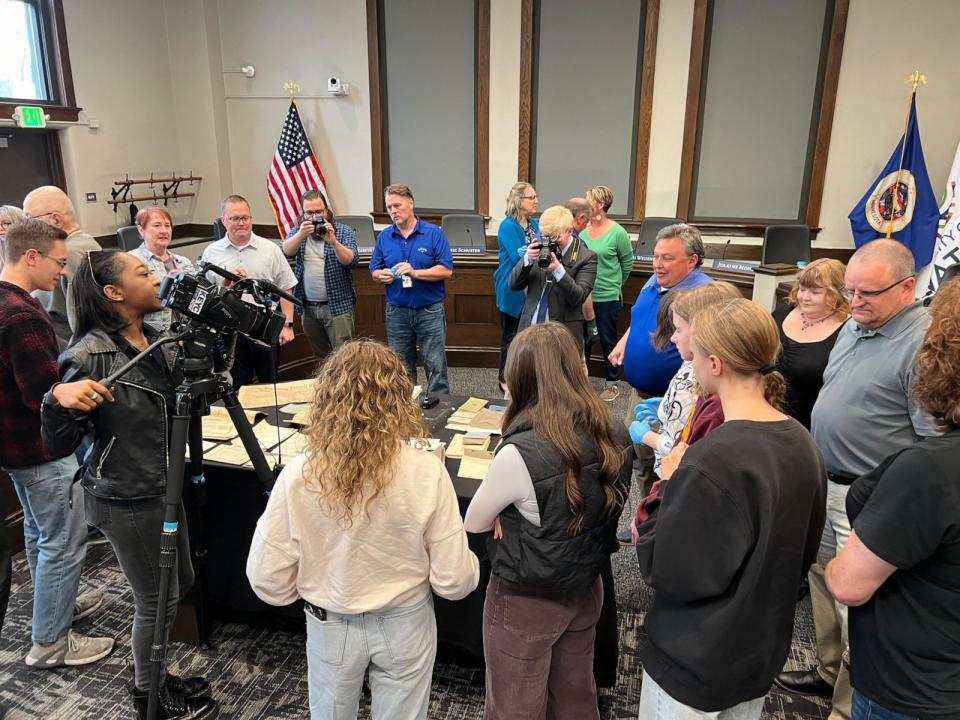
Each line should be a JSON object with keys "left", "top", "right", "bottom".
{"left": 913, "top": 278, "right": 960, "bottom": 429}
{"left": 787, "top": 258, "right": 849, "bottom": 317}
{"left": 302, "top": 339, "right": 427, "bottom": 526}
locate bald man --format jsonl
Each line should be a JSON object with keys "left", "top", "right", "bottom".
{"left": 775, "top": 239, "right": 939, "bottom": 719}
{"left": 23, "top": 186, "right": 102, "bottom": 345}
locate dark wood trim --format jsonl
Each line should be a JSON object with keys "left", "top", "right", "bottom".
{"left": 477, "top": 0, "right": 490, "bottom": 216}
{"left": 678, "top": 0, "right": 846, "bottom": 229}
{"left": 0, "top": 1, "right": 80, "bottom": 123}
{"left": 632, "top": 0, "right": 659, "bottom": 221}
{"left": 366, "top": 0, "right": 386, "bottom": 215}
{"left": 805, "top": 0, "right": 848, "bottom": 227}
{"left": 675, "top": 0, "right": 709, "bottom": 220}
{"left": 754, "top": 263, "right": 802, "bottom": 277}
{"left": 517, "top": 0, "right": 534, "bottom": 182}
{"left": 366, "top": 0, "right": 489, "bottom": 215}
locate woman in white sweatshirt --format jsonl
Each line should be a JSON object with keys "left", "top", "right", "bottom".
{"left": 247, "top": 339, "right": 479, "bottom": 720}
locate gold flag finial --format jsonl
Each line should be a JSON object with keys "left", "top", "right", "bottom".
{"left": 904, "top": 70, "right": 927, "bottom": 90}
{"left": 283, "top": 81, "right": 301, "bottom": 97}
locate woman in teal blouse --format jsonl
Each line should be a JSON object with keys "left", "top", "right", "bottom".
{"left": 494, "top": 182, "right": 540, "bottom": 393}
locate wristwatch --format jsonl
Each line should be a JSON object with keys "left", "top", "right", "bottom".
{"left": 284, "top": 321, "right": 294, "bottom": 328}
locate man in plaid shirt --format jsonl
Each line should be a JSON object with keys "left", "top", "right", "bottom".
{"left": 281, "top": 189, "right": 358, "bottom": 360}
{"left": 0, "top": 219, "right": 114, "bottom": 668}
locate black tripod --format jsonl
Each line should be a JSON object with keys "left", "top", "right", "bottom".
{"left": 101, "top": 324, "right": 276, "bottom": 720}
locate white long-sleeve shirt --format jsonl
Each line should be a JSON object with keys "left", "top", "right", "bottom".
{"left": 246, "top": 445, "right": 479, "bottom": 614}
{"left": 463, "top": 444, "right": 541, "bottom": 531}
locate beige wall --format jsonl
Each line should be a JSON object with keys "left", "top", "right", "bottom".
{"left": 43, "top": 0, "right": 960, "bottom": 249}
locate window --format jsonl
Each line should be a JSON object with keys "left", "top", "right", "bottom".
{"left": 0, "top": 0, "right": 79, "bottom": 121}
{"left": 519, "top": 0, "right": 658, "bottom": 227}
{"left": 366, "top": 0, "right": 489, "bottom": 220}
{"left": 677, "top": 0, "right": 848, "bottom": 231}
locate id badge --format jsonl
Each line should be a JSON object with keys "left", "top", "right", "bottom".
{"left": 401, "top": 275, "right": 413, "bottom": 288}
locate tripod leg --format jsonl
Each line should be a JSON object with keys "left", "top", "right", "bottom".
{"left": 187, "top": 409, "right": 213, "bottom": 649}
{"left": 146, "top": 394, "right": 190, "bottom": 720}
{"left": 220, "top": 386, "right": 275, "bottom": 490}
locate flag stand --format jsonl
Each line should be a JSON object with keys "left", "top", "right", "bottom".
{"left": 888, "top": 70, "right": 927, "bottom": 237}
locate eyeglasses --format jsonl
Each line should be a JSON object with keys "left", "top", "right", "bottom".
{"left": 36, "top": 252, "right": 68, "bottom": 269}
{"left": 840, "top": 275, "right": 913, "bottom": 300}
{"left": 25, "top": 211, "right": 55, "bottom": 220}
{"left": 0, "top": 220, "right": 14, "bottom": 229}
{"left": 522, "top": 195, "right": 538, "bottom": 201}
{"left": 303, "top": 210, "right": 326, "bottom": 217}
{"left": 226, "top": 215, "right": 253, "bottom": 223}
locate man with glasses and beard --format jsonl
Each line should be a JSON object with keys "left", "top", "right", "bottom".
{"left": 775, "top": 238, "right": 940, "bottom": 720}
{"left": 200, "top": 194, "right": 297, "bottom": 388}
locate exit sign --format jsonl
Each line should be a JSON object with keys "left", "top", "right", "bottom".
{"left": 14, "top": 106, "right": 47, "bottom": 128}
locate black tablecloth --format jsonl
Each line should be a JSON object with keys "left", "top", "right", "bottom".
{"left": 183, "top": 394, "right": 618, "bottom": 678}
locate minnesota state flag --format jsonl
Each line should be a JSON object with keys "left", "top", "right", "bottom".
{"left": 848, "top": 96, "right": 939, "bottom": 270}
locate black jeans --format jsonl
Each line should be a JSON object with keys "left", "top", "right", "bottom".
{"left": 231, "top": 335, "right": 279, "bottom": 389}
{"left": 0, "top": 521, "right": 11, "bottom": 632}
{"left": 498, "top": 312, "right": 520, "bottom": 384}
{"left": 593, "top": 301, "right": 622, "bottom": 382}
{"left": 85, "top": 493, "right": 194, "bottom": 689}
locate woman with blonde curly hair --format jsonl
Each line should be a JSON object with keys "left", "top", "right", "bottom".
{"left": 826, "top": 277, "right": 960, "bottom": 720}
{"left": 635, "top": 298, "right": 826, "bottom": 719}
{"left": 247, "top": 339, "right": 479, "bottom": 720}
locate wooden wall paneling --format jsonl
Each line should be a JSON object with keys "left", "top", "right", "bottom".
{"left": 517, "top": 0, "right": 535, "bottom": 181}
{"left": 366, "top": 0, "right": 386, "bottom": 214}
{"left": 632, "top": 0, "right": 660, "bottom": 221}
{"left": 477, "top": 0, "right": 490, "bottom": 215}
{"left": 675, "top": 0, "right": 709, "bottom": 220}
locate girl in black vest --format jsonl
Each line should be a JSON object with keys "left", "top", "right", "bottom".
{"left": 464, "top": 321, "right": 633, "bottom": 720}
{"left": 41, "top": 250, "right": 215, "bottom": 720}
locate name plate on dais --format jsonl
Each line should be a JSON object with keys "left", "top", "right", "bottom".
{"left": 712, "top": 259, "right": 760, "bottom": 273}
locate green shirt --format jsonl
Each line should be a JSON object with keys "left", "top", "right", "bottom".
{"left": 580, "top": 222, "right": 633, "bottom": 301}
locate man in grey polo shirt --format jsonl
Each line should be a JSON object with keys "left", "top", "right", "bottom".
{"left": 775, "top": 239, "right": 938, "bottom": 720}
{"left": 201, "top": 194, "right": 297, "bottom": 388}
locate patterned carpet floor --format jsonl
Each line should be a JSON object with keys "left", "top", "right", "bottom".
{"left": 0, "top": 370, "right": 832, "bottom": 719}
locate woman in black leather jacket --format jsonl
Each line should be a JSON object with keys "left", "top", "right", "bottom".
{"left": 41, "top": 250, "right": 215, "bottom": 720}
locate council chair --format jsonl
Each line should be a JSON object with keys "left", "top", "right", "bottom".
{"left": 116, "top": 225, "right": 142, "bottom": 252}
{"left": 635, "top": 217, "right": 685, "bottom": 258}
{"left": 442, "top": 214, "right": 487, "bottom": 252}
{"left": 761, "top": 224, "right": 811, "bottom": 265}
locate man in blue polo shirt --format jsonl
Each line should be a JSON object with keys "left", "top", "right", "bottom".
{"left": 370, "top": 184, "right": 454, "bottom": 394}
{"left": 609, "top": 223, "right": 712, "bottom": 493}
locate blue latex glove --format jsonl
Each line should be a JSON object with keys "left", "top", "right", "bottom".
{"left": 629, "top": 418, "right": 654, "bottom": 444}
{"left": 634, "top": 397, "right": 662, "bottom": 423}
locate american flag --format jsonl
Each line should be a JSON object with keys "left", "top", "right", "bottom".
{"left": 267, "top": 100, "right": 328, "bottom": 235}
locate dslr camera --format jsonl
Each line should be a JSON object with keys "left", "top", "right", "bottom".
{"left": 310, "top": 218, "right": 327, "bottom": 238}
{"left": 536, "top": 238, "right": 561, "bottom": 268}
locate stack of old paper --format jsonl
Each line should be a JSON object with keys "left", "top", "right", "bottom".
{"left": 275, "top": 429, "right": 309, "bottom": 458}
{"left": 458, "top": 447, "right": 494, "bottom": 480}
{"left": 446, "top": 432, "right": 491, "bottom": 459}
{"left": 204, "top": 439, "right": 277, "bottom": 469}
{"left": 238, "top": 378, "right": 315, "bottom": 408}
{"left": 467, "top": 407, "right": 504, "bottom": 435}
{"left": 201, "top": 406, "right": 264, "bottom": 441}
{"left": 446, "top": 397, "right": 488, "bottom": 432}
{"left": 251, "top": 421, "right": 297, "bottom": 450}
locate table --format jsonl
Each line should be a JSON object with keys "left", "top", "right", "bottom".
{"left": 176, "top": 394, "right": 619, "bottom": 682}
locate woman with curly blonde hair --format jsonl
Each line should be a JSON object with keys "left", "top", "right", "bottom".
{"left": 247, "top": 339, "right": 479, "bottom": 720}
{"left": 826, "top": 277, "right": 960, "bottom": 720}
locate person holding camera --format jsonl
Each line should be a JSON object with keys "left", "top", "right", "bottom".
{"left": 508, "top": 205, "right": 597, "bottom": 348}
{"left": 201, "top": 194, "right": 297, "bottom": 388}
{"left": 41, "top": 249, "right": 215, "bottom": 720}
{"left": 282, "top": 188, "right": 358, "bottom": 361}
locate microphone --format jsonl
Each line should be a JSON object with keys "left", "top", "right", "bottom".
{"left": 720, "top": 238, "right": 732, "bottom": 261}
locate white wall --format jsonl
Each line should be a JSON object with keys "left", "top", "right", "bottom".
{"left": 51, "top": 0, "right": 960, "bottom": 249}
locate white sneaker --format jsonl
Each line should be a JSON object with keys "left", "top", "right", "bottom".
{"left": 73, "top": 590, "right": 105, "bottom": 622}
{"left": 25, "top": 630, "right": 114, "bottom": 668}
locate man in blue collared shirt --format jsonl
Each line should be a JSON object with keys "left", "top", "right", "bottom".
{"left": 370, "top": 184, "right": 454, "bottom": 394}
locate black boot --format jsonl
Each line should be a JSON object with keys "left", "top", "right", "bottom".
{"left": 130, "top": 683, "right": 216, "bottom": 720}
{"left": 166, "top": 672, "right": 212, "bottom": 699}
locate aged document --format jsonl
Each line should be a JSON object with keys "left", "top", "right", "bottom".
{"left": 238, "top": 378, "right": 315, "bottom": 408}
{"left": 458, "top": 448, "right": 494, "bottom": 480}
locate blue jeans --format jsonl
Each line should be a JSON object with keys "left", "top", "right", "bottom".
{"left": 305, "top": 594, "right": 437, "bottom": 720}
{"left": 385, "top": 301, "right": 449, "bottom": 394}
{"left": 4, "top": 455, "right": 86, "bottom": 643}
{"left": 638, "top": 670, "right": 764, "bottom": 720}
{"left": 852, "top": 692, "right": 918, "bottom": 720}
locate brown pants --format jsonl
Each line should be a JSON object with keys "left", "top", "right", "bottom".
{"left": 482, "top": 574, "right": 603, "bottom": 720}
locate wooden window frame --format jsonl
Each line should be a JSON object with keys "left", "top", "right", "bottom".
{"left": 518, "top": 0, "right": 659, "bottom": 233}
{"left": 366, "top": 0, "right": 490, "bottom": 226}
{"left": 0, "top": 0, "right": 80, "bottom": 122}
{"left": 676, "top": 0, "right": 848, "bottom": 236}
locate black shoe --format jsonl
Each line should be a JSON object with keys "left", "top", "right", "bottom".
{"left": 797, "top": 577, "right": 810, "bottom": 602}
{"left": 130, "top": 684, "right": 216, "bottom": 720}
{"left": 774, "top": 668, "right": 834, "bottom": 697}
{"left": 166, "top": 672, "right": 212, "bottom": 699}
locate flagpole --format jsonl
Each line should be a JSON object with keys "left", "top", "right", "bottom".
{"left": 887, "top": 70, "right": 926, "bottom": 238}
